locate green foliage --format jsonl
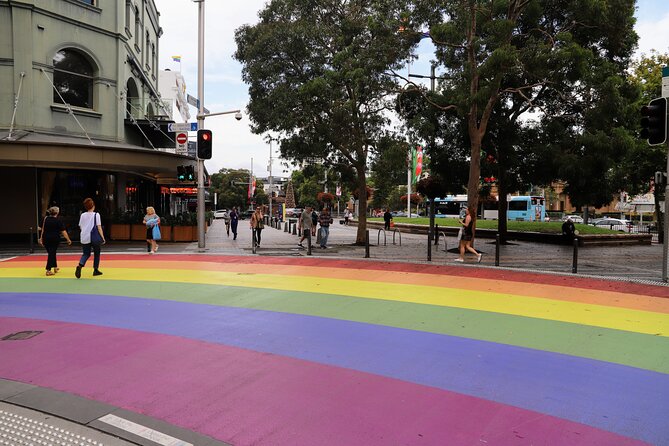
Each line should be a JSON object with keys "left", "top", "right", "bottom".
{"left": 209, "top": 168, "right": 253, "bottom": 210}
{"left": 234, "top": 0, "right": 418, "bottom": 242}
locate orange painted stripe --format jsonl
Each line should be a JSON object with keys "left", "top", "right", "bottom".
{"left": 9, "top": 259, "right": 669, "bottom": 314}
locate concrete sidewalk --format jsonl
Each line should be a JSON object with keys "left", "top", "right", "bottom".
{"left": 2, "top": 218, "right": 664, "bottom": 283}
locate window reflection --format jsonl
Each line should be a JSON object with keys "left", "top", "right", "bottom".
{"left": 53, "top": 49, "right": 94, "bottom": 109}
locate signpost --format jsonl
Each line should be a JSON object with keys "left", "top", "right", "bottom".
{"left": 175, "top": 132, "right": 188, "bottom": 155}
{"left": 168, "top": 122, "right": 198, "bottom": 132}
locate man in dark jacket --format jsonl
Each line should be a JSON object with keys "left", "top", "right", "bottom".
{"left": 383, "top": 209, "right": 393, "bottom": 231}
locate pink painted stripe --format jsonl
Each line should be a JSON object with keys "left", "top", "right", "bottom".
{"left": 0, "top": 318, "right": 647, "bottom": 446}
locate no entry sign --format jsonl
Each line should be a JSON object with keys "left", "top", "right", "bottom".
{"left": 176, "top": 133, "right": 188, "bottom": 144}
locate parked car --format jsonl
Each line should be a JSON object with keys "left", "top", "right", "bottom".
{"left": 213, "top": 209, "right": 228, "bottom": 219}
{"left": 285, "top": 208, "right": 304, "bottom": 218}
{"left": 561, "top": 215, "right": 584, "bottom": 224}
{"left": 591, "top": 218, "right": 633, "bottom": 232}
{"left": 391, "top": 211, "right": 421, "bottom": 218}
{"left": 240, "top": 210, "right": 255, "bottom": 220}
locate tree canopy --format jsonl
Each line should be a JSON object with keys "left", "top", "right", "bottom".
{"left": 235, "top": 0, "right": 416, "bottom": 243}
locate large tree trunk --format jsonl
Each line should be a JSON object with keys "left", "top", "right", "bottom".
{"left": 467, "top": 134, "right": 482, "bottom": 233}
{"left": 355, "top": 164, "right": 368, "bottom": 245}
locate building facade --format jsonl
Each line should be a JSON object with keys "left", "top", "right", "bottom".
{"left": 0, "top": 0, "right": 195, "bottom": 241}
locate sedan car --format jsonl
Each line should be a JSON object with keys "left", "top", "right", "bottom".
{"left": 285, "top": 208, "right": 304, "bottom": 218}
{"left": 213, "top": 209, "right": 228, "bottom": 219}
{"left": 591, "top": 218, "right": 633, "bottom": 232}
{"left": 561, "top": 215, "right": 584, "bottom": 224}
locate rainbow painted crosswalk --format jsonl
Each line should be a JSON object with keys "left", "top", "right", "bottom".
{"left": 1, "top": 254, "right": 668, "bottom": 445}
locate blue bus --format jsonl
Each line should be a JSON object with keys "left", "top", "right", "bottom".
{"left": 433, "top": 195, "right": 546, "bottom": 221}
{"left": 507, "top": 196, "right": 545, "bottom": 222}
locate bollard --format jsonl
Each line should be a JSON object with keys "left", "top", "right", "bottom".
{"left": 307, "top": 230, "right": 312, "bottom": 256}
{"left": 284, "top": 221, "right": 288, "bottom": 232}
{"left": 434, "top": 224, "right": 440, "bottom": 245}
{"left": 29, "top": 227, "right": 34, "bottom": 254}
{"left": 495, "top": 233, "right": 500, "bottom": 266}
{"left": 572, "top": 237, "right": 578, "bottom": 274}
{"left": 427, "top": 226, "right": 432, "bottom": 262}
{"left": 316, "top": 227, "right": 321, "bottom": 244}
{"left": 292, "top": 222, "right": 297, "bottom": 235}
{"left": 365, "top": 230, "right": 370, "bottom": 258}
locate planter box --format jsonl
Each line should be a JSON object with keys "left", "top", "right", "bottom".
{"left": 173, "top": 225, "right": 194, "bottom": 242}
{"left": 109, "top": 224, "right": 130, "bottom": 241}
{"left": 159, "top": 225, "right": 172, "bottom": 242}
{"left": 131, "top": 224, "right": 147, "bottom": 241}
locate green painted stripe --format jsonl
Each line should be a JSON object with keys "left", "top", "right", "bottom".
{"left": 2, "top": 278, "right": 668, "bottom": 374}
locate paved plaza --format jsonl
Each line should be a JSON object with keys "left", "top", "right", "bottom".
{"left": 1, "top": 237, "right": 668, "bottom": 445}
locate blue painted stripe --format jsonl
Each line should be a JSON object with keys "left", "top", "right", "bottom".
{"left": 1, "top": 292, "right": 668, "bottom": 445}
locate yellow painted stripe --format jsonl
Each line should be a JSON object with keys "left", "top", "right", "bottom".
{"left": 1, "top": 267, "right": 667, "bottom": 337}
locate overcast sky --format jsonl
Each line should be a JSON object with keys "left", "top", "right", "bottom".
{"left": 157, "top": 0, "right": 669, "bottom": 178}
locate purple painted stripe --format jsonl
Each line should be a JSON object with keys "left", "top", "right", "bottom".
{"left": 1, "top": 292, "right": 667, "bottom": 444}
{"left": 0, "top": 317, "right": 648, "bottom": 446}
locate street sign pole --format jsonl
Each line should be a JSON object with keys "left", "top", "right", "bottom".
{"left": 196, "top": 0, "right": 206, "bottom": 250}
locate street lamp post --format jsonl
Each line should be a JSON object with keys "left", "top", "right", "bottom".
{"left": 193, "top": 0, "right": 241, "bottom": 249}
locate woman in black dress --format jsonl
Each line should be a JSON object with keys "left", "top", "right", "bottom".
{"left": 39, "top": 206, "right": 72, "bottom": 276}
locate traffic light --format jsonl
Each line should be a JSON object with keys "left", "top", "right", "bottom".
{"left": 640, "top": 97, "right": 667, "bottom": 145}
{"left": 177, "top": 165, "right": 186, "bottom": 182}
{"left": 186, "top": 165, "right": 195, "bottom": 182}
{"left": 197, "top": 129, "right": 212, "bottom": 159}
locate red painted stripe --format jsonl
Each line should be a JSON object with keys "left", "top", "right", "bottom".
{"left": 7, "top": 254, "right": 669, "bottom": 298}
{"left": 0, "top": 317, "right": 647, "bottom": 446}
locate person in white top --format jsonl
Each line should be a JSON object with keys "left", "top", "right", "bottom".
{"left": 75, "top": 197, "right": 105, "bottom": 279}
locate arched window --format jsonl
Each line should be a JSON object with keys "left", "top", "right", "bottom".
{"left": 53, "top": 49, "right": 94, "bottom": 109}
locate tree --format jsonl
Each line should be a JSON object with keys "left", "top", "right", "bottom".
{"left": 235, "top": 0, "right": 415, "bottom": 243}
{"left": 209, "top": 168, "right": 253, "bottom": 210}
{"left": 622, "top": 51, "right": 669, "bottom": 241}
{"left": 370, "top": 137, "right": 410, "bottom": 209}
{"left": 401, "top": 0, "right": 637, "bottom": 233}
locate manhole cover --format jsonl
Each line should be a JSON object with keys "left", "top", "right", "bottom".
{"left": 1, "top": 331, "right": 43, "bottom": 341}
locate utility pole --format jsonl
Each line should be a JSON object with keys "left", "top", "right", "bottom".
{"left": 195, "top": 0, "right": 206, "bottom": 250}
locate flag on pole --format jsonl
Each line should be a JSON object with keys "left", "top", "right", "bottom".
{"left": 248, "top": 176, "right": 256, "bottom": 199}
{"left": 411, "top": 145, "right": 423, "bottom": 184}
{"left": 172, "top": 55, "right": 182, "bottom": 62}
{"left": 336, "top": 185, "right": 342, "bottom": 197}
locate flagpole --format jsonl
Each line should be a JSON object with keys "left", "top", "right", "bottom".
{"left": 407, "top": 147, "right": 411, "bottom": 219}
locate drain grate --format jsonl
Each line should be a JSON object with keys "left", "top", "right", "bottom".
{"left": 0, "top": 409, "right": 103, "bottom": 445}
{"left": 1, "top": 331, "right": 43, "bottom": 341}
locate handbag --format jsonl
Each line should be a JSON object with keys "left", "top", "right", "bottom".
{"left": 90, "top": 212, "right": 103, "bottom": 245}
{"left": 152, "top": 223, "right": 161, "bottom": 241}
{"left": 456, "top": 227, "right": 463, "bottom": 241}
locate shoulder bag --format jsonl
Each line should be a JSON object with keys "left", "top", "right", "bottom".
{"left": 90, "top": 212, "right": 103, "bottom": 245}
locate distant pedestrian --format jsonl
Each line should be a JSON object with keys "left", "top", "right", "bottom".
{"left": 318, "top": 208, "right": 333, "bottom": 249}
{"left": 250, "top": 208, "right": 264, "bottom": 247}
{"left": 344, "top": 209, "right": 351, "bottom": 225}
{"left": 298, "top": 205, "right": 313, "bottom": 248}
{"left": 39, "top": 206, "right": 72, "bottom": 276}
{"left": 223, "top": 209, "right": 231, "bottom": 236}
{"left": 75, "top": 197, "right": 105, "bottom": 279}
{"left": 383, "top": 209, "right": 393, "bottom": 231}
{"left": 311, "top": 208, "right": 318, "bottom": 236}
{"left": 230, "top": 207, "right": 239, "bottom": 240}
{"left": 143, "top": 206, "right": 160, "bottom": 254}
{"left": 455, "top": 207, "right": 482, "bottom": 263}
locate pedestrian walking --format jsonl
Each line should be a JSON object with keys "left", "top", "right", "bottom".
{"left": 75, "top": 197, "right": 105, "bottom": 279}
{"left": 311, "top": 208, "right": 318, "bottom": 237}
{"left": 38, "top": 206, "right": 72, "bottom": 276}
{"left": 383, "top": 209, "right": 393, "bottom": 231}
{"left": 143, "top": 206, "right": 161, "bottom": 254}
{"left": 456, "top": 207, "right": 482, "bottom": 263}
{"left": 344, "top": 208, "right": 351, "bottom": 225}
{"left": 250, "top": 208, "right": 264, "bottom": 247}
{"left": 318, "top": 208, "right": 333, "bottom": 249}
{"left": 230, "top": 207, "right": 239, "bottom": 240}
{"left": 298, "top": 205, "right": 313, "bottom": 248}
{"left": 223, "top": 209, "right": 231, "bottom": 237}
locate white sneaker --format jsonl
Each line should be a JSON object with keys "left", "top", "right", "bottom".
{"left": 477, "top": 253, "right": 482, "bottom": 263}
{"left": 454, "top": 258, "right": 464, "bottom": 262}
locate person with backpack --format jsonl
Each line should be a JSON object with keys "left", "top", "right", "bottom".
{"left": 75, "top": 197, "right": 105, "bottom": 278}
